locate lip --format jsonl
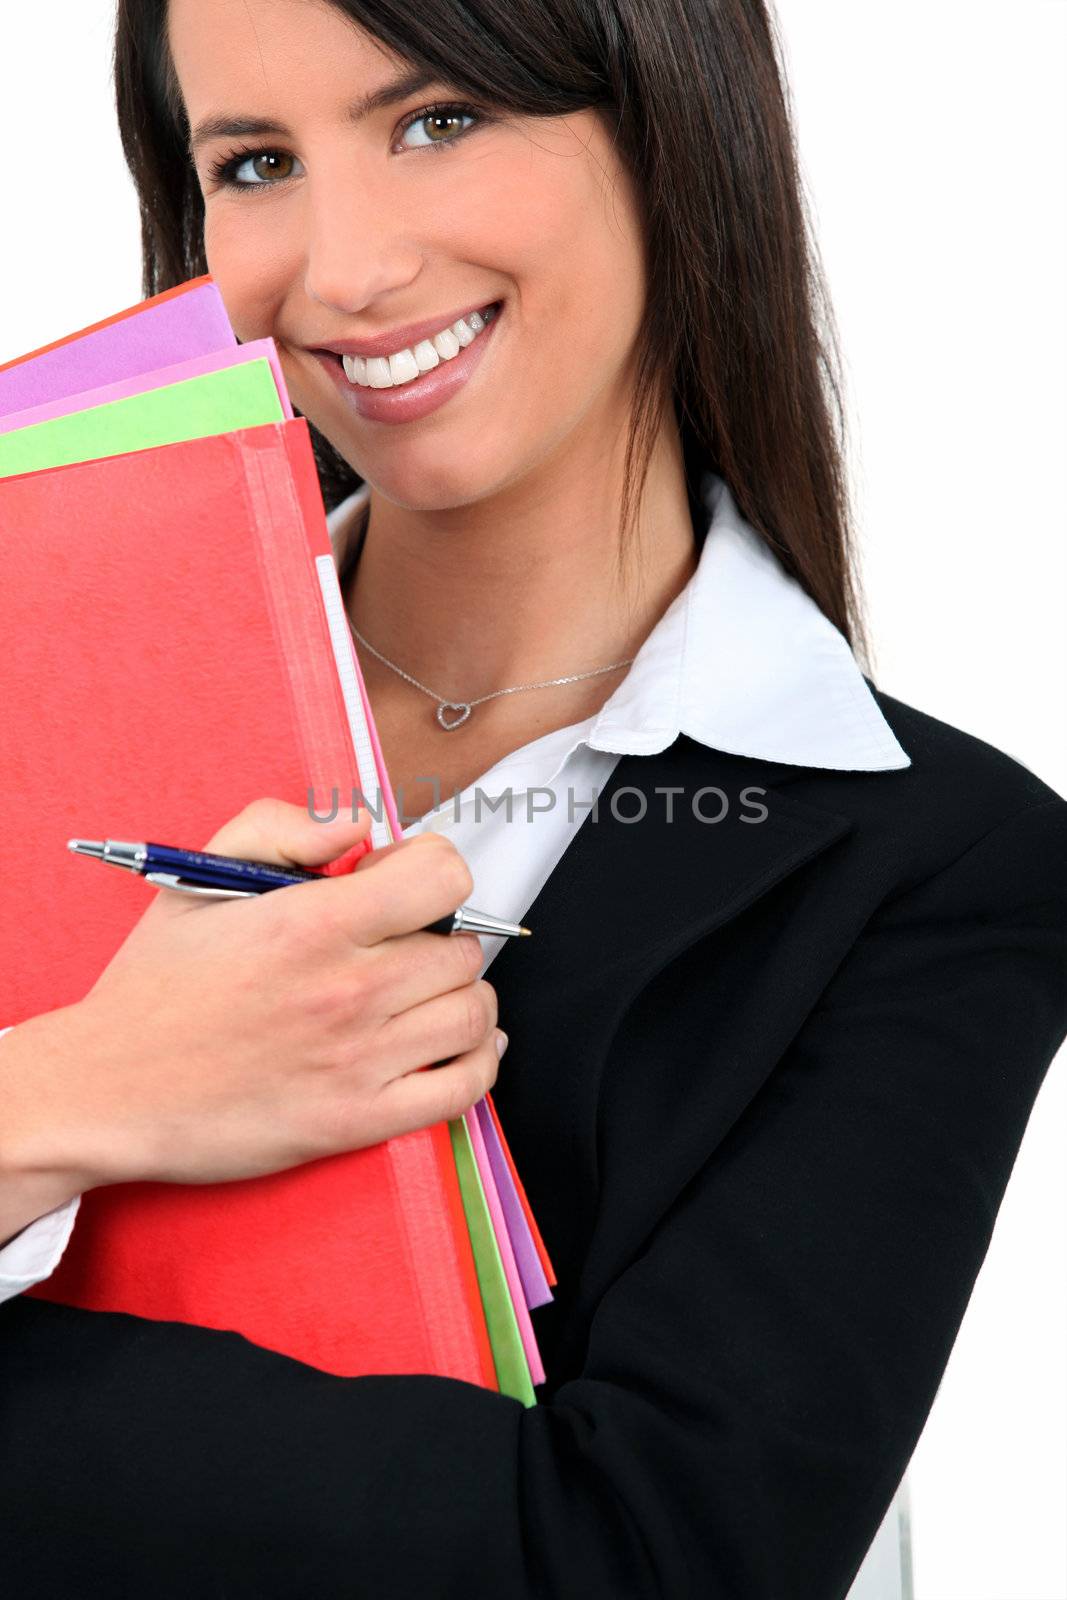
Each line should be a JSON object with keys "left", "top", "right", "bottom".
{"left": 313, "top": 302, "right": 504, "bottom": 426}
{"left": 314, "top": 299, "right": 499, "bottom": 362}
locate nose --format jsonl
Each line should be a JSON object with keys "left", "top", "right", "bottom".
{"left": 302, "top": 163, "right": 423, "bottom": 315}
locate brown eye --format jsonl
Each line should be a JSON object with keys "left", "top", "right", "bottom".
{"left": 210, "top": 148, "right": 305, "bottom": 191}
{"left": 423, "top": 113, "right": 465, "bottom": 143}
{"left": 247, "top": 152, "right": 295, "bottom": 181}
{"left": 399, "top": 104, "right": 477, "bottom": 151}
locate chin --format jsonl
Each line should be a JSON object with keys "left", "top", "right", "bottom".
{"left": 348, "top": 435, "right": 516, "bottom": 514}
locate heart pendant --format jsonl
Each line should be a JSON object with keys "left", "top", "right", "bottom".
{"left": 436, "top": 701, "right": 472, "bottom": 731}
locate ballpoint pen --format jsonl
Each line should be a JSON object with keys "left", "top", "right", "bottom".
{"left": 67, "top": 838, "right": 531, "bottom": 940}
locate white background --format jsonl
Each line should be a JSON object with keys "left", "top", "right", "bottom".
{"left": 2, "top": 4, "right": 1064, "bottom": 1595}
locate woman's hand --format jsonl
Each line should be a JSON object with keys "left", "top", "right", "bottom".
{"left": 5, "top": 799, "right": 504, "bottom": 1202}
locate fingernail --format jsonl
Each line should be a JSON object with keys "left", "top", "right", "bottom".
{"left": 494, "top": 1030, "right": 508, "bottom": 1059}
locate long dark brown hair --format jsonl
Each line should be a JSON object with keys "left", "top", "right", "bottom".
{"left": 114, "top": 0, "right": 872, "bottom": 664}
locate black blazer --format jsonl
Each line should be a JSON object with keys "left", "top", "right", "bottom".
{"left": 4, "top": 683, "right": 1067, "bottom": 1599}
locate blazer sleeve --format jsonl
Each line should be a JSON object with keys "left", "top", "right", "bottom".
{"left": 2, "top": 797, "right": 1066, "bottom": 1599}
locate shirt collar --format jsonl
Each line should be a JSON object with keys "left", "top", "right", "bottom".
{"left": 326, "top": 472, "right": 910, "bottom": 777}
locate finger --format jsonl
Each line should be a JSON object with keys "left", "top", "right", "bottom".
{"left": 290, "top": 831, "right": 475, "bottom": 946}
{"left": 366, "top": 930, "right": 484, "bottom": 1016}
{"left": 349, "top": 828, "right": 452, "bottom": 875}
{"left": 351, "top": 837, "right": 408, "bottom": 870}
{"left": 202, "top": 797, "right": 371, "bottom": 871}
{"left": 375, "top": 979, "right": 498, "bottom": 1076}
{"left": 370, "top": 1032, "right": 507, "bottom": 1138}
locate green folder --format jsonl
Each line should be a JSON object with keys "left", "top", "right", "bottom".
{"left": 0, "top": 360, "right": 284, "bottom": 479}
{"left": 449, "top": 1117, "right": 536, "bottom": 1408}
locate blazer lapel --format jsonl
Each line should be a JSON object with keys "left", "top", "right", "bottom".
{"left": 490, "top": 733, "right": 853, "bottom": 1023}
{"left": 487, "top": 734, "right": 854, "bottom": 1296}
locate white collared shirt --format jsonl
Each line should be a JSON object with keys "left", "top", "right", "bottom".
{"left": 0, "top": 471, "right": 909, "bottom": 1297}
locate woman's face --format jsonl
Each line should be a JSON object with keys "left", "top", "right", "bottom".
{"left": 168, "top": 0, "right": 649, "bottom": 511}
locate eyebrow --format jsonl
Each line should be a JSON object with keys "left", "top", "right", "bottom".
{"left": 188, "top": 67, "right": 438, "bottom": 155}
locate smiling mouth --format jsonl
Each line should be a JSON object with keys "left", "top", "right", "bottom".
{"left": 326, "top": 301, "right": 502, "bottom": 391}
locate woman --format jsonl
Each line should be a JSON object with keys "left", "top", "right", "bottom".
{"left": 2, "top": 0, "right": 1065, "bottom": 1594}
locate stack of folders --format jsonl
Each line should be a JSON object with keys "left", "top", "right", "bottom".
{"left": 0, "top": 276, "right": 555, "bottom": 1405}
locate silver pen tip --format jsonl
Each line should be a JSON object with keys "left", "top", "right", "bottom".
{"left": 68, "top": 839, "right": 105, "bottom": 858}
{"left": 452, "top": 906, "right": 531, "bottom": 940}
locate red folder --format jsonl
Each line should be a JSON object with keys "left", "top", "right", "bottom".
{"left": 1, "top": 419, "right": 496, "bottom": 1387}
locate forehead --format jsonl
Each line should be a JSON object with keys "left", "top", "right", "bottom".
{"left": 167, "top": 0, "right": 396, "bottom": 112}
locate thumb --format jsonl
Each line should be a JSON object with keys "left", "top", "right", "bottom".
{"left": 202, "top": 796, "right": 372, "bottom": 872}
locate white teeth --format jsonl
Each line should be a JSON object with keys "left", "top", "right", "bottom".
{"left": 388, "top": 349, "right": 420, "bottom": 385}
{"left": 413, "top": 339, "right": 440, "bottom": 373}
{"left": 339, "top": 305, "right": 497, "bottom": 390}
{"left": 431, "top": 327, "right": 461, "bottom": 360}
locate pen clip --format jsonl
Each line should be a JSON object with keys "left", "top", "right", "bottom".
{"left": 144, "top": 872, "right": 256, "bottom": 900}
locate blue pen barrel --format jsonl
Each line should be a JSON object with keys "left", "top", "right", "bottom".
{"left": 143, "top": 843, "right": 324, "bottom": 893}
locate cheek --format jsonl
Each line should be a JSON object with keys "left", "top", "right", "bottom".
{"left": 506, "top": 194, "right": 643, "bottom": 401}
{"left": 202, "top": 207, "right": 293, "bottom": 342}
{"left": 497, "top": 140, "right": 644, "bottom": 358}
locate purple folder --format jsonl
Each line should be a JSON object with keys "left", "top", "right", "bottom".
{"left": 0, "top": 340, "right": 292, "bottom": 433}
{"left": 0, "top": 279, "right": 235, "bottom": 414}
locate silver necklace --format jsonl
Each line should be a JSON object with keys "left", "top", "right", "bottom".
{"left": 348, "top": 622, "right": 635, "bottom": 731}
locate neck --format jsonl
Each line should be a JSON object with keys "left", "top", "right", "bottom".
{"left": 340, "top": 418, "right": 699, "bottom": 743}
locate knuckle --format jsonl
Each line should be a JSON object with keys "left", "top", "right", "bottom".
{"left": 422, "top": 831, "right": 470, "bottom": 878}
{"left": 463, "top": 979, "right": 496, "bottom": 1043}
{"left": 294, "top": 889, "right": 351, "bottom": 954}
{"left": 476, "top": 972, "right": 499, "bottom": 1024}
{"left": 473, "top": 1043, "right": 499, "bottom": 1098}
{"left": 444, "top": 1064, "right": 481, "bottom": 1122}
{"left": 463, "top": 987, "right": 486, "bottom": 1047}
{"left": 411, "top": 834, "right": 473, "bottom": 904}
{"left": 302, "top": 974, "right": 357, "bottom": 1029}
{"left": 442, "top": 849, "right": 474, "bottom": 903}
{"left": 343, "top": 961, "right": 376, "bottom": 1011}
{"left": 242, "top": 795, "right": 286, "bottom": 832}
{"left": 410, "top": 830, "right": 449, "bottom": 858}
{"left": 422, "top": 829, "right": 454, "bottom": 849}
{"left": 460, "top": 985, "right": 483, "bottom": 1049}
{"left": 440, "top": 1074, "right": 469, "bottom": 1123}
{"left": 456, "top": 858, "right": 476, "bottom": 902}
{"left": 480, "top": 1043, "right": 501, "bottom": 1095}
{"left": 456, "top": 933, "right": 483, "bottom": 979}
{"left": 300, "top": 955, "right": 379, "bottom": 1029}
{"left": 478, "top": 979, "right": 499, "bottom": 1031}
{"left": 210, "top": 795, "right": 288, "bottom": 856}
